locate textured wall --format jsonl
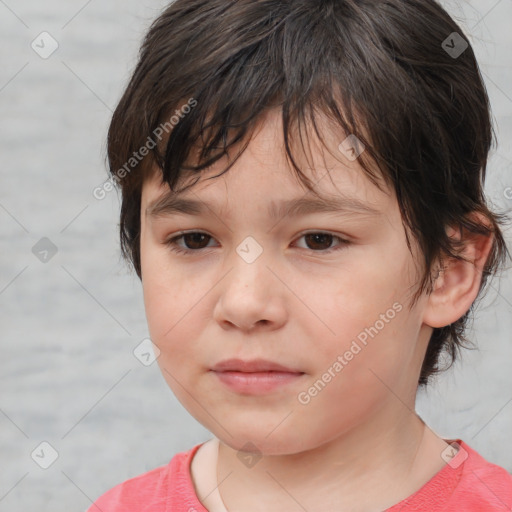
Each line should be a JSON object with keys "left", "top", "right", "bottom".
{"left": 1, "top": 1, "right": 511, "bottom": 510}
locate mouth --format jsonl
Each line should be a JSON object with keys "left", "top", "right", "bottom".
{"left": 211, "top": 358, "right": 304, "bottom": 373}
{"left": 210, "top": 358, "right": 305, "bottom": 394}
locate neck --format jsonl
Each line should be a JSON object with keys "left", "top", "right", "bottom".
{"left": 215, "top": 406, "right": 449, "bottom": 512}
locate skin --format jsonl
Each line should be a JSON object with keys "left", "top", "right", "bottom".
{"left": 139, "top": 108, "right": 493, "bottom": 511}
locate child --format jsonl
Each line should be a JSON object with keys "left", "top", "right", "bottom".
{"left": 89, "top": 0, "right": 512, "bottom": 510}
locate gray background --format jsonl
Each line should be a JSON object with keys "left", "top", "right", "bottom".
{"left": 1, "top": 0, "right": 511, "bottom": 510}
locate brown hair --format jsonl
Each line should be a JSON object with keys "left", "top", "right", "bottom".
{"left": 106, "top": 0, "right": 510, "bottom": 386}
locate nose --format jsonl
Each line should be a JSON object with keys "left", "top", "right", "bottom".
{"left": 212, "top": 249, "right": 288, "bottom": 333}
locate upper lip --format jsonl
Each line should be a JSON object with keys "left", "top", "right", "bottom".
{"left": 211, "top": 358, "right": 303, "bottom": 373}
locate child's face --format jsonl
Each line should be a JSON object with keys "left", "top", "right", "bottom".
{"left": 139, "top": 108, "right": 435, "bottom": 454}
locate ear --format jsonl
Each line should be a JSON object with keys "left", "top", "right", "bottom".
{"left": 422, "top": 213, "right": 494, "bottom": 329}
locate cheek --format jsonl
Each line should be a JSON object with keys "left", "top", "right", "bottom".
{"left": 143, "top": 282, "right": 202, "bottom": 356}
{"left": 141, "top": 261, "right": 195, "bottom": 365}
{"left": 305, "top": 250, "right": 418, "bottom": 373}
{"left": 292, "top": 351, "right": 396, "bottom": 450}
{"left": 141, "top": 240, "right": 190, "bottom": 331}
{"left": 140, "top": 253, "right": 218, "bottom": 385}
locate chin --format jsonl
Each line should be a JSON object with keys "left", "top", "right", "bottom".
{"left": 214, "top": 426, "right": 314, "bottom": 457}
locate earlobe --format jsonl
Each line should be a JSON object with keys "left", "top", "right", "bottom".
{"left": 422, "top": 214, "right": 494, "bottom": 329}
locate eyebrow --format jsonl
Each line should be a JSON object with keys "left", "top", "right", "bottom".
{"left": 146, "top": 191, "right": 381, "bottom": 220}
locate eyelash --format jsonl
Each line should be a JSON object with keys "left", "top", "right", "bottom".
{"left": 163, "top": 231, "right": 351, "bottom": 256}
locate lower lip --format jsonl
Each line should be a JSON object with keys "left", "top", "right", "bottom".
{"left": 212, "top": 371, "right": 304, "bottom": 394}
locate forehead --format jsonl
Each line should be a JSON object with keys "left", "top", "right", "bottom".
{"left": 141, "top": 108, "right": 392, "bottom": 219}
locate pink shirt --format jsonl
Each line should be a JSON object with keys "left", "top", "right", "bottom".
{"left": 87, "top": 440, "right": 512, "bottom": 511}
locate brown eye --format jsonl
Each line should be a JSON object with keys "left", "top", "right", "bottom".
{"left": 180, "top": 233, "right": 211, "bottom": 249}
{"left": 164, "top": 232, "right": 215, "bottom": 254}
{"left": 165, "top": 231, "right": 350, "bottom": 256}
{"left": 294, "top": 232, "right": 350, "bottom": 254}
{"left": 303, "top": 233, "right": 335, "bottom": 251}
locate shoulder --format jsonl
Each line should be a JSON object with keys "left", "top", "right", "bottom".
{"left": 449, "top": 441, "right": 512, "bottom": 510}
{"left": 87, "top": 464, "right": 169, "bottom": 511}
{"left": 86, "top": 443, "right": 202, "bottom": 512}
